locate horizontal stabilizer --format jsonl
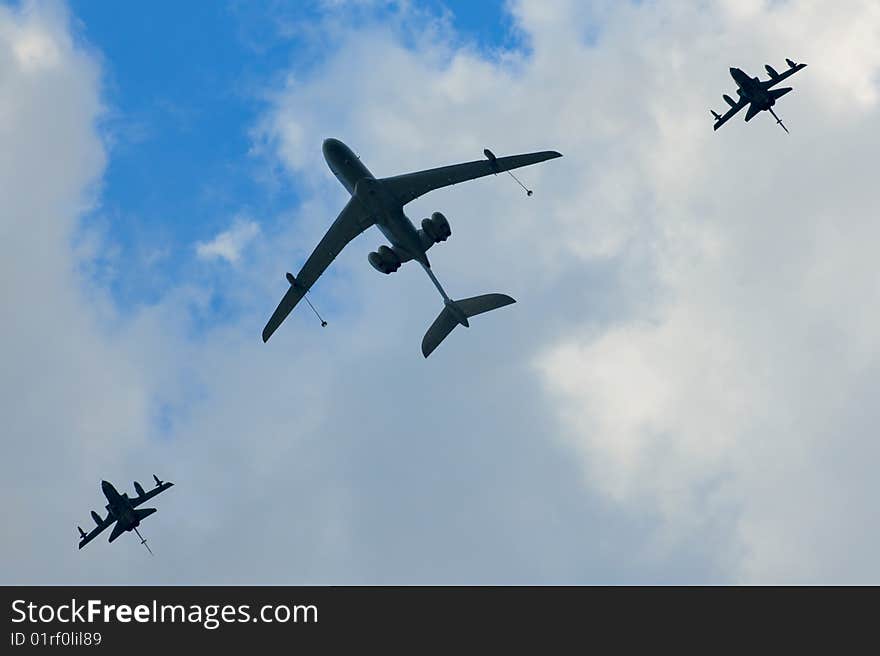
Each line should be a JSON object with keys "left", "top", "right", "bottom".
{"left": 422, "top": 306, "right": 457, "bottom": 358}
{"left": 769, "top": 86, "right": 792, "bottom": 100}
{"left": 744, "top": 103, "right": 761, "bottom": 122}
{"left": 456, "top": 293, "right": 516, "bottom": 318}
{"left": 421, "top": 294, "right": 515, "bottom": 358}
{"left": 108, "top": 522, "right": 126, "bottom": 543}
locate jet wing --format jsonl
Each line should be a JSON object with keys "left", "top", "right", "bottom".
{"left": 713, "top": 98, "right": 748, "bottom": 130}
{"left": 78, "top": 515, "right": 113, "bottom": 550}
{"left": 380, "top": 150, "right": 563, "bottom": 206}
{"left": 131, "top": 481, "right": 174, "bottom": 508}
{"left": 763, "top": 61, "right": 807, "bottom": 89}
{"left": 262, "top": 197, "right": 374, "bottom": 342}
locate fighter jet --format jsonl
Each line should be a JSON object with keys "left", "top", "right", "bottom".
{"left": 262, "top": 139, "right": 562, "bottom": 357}
{"left": 77, "top": 475, "right": 173, "bottom": 553}
{"left": 711, "top": 58, "right": 807, "bottom": 133}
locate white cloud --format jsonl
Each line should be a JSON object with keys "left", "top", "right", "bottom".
{"left": 0, "top": 0, "right": 151, "bottom": 581}
{"left": 6, "top": 0, "right": 880, "bottom": 584}
{"left": 523, "top": 0, "right": 880, "bottom": 581}
{"left": 255, "top": 0, "right": 880, "bottom": 581}
{"left": 196, "top": 219, "right": 261, "bottom": 264}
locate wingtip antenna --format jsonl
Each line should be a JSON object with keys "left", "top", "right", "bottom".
{"left": 508, "top": 170, "right": 533, "bottom": 196}
{"left": 287, "top": 273, "right": 328, "bottom": 327}
{"left": 304, "top": 295, "right": 328, "bottom": 327}
{"left": 484, "top": 148, "right": 533, "bottom": 197}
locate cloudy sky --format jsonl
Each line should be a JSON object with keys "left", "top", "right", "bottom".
{"left": 3, "top": 0, "right": 880, "bottom": 584}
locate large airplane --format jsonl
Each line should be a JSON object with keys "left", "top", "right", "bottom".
{"left": 711, "top": 58, "right": 807, "bottom": 133}
{"left": 77, "top": 475, "right": 173, "bottom": 553}
{"left": 262, "top": 139, "right": 562, "bottom": 357}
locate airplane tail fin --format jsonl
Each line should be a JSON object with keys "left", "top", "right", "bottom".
{"left": 134, "top": 508, "right": 157, "bottom": 522}
{"left": 421, "top": 294, "right": 515, "bottom": 358}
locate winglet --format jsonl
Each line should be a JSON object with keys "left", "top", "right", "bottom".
{"left": 153, "top": 474, "right": 172, "bottom": 488}
{"left": 484, "top": 149, "right": 501, "bottom": 173}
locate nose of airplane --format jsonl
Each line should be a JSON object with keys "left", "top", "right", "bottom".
{"left": 101, "top": 480, "right": 111, "bottom": 491}
{"left": 322, "top": 138, "right": 342, "bottom": 158}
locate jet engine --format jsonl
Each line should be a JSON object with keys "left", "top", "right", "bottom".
{"left": 368, "top": 244, "right": 402, "bottom": 274}
{"left": 723, "top": 94, "right": 737, "bottom": 107}
{"left": 91, "top": 510, "right": 102, "bottom": 525}
{"left": 421, "top": 212, "right": 452, "bottom": 244}
{"left": 134, "top": 481, "right": 145, "bottom": 497}
{"left": 765, "top": 64, "right": 779, "bottom": 78}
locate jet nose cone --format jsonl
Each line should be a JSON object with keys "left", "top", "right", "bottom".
{"left": 322, "top": 138, "right": 342, "bottom": 156}
{"left": 101, "top": 480, "right": 111, "bottom": 491}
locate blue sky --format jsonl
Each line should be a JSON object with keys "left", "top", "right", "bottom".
{"left": 69, "top": 0, "right": 513, "bottom": 311}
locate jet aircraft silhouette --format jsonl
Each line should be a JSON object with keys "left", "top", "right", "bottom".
{"left": 77, "top": 475, "right": 173, "bottom": 553}
{"left": 262, "top": 139, "right": 562, "bottom": 356}
{"left": 711, "top": 58, "right": 807, "bottom": 133}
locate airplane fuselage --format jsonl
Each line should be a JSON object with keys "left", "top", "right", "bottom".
{"left": 101, "top": 480, "right": 139, "bottom": 531}
{"left": 322, "top": 138, "right": 430, "bottom": 267}
{"left": 730, "top": 67, "right": 774, "bottom": 109}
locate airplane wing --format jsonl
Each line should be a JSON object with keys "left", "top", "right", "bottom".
{"left": 763, "top": 60, "right": 807, "bottom": 89}
{"left": 380, "top": 150, "right": 563, "bottom": 206}
{"left": 713, "top": 98, "right": 748, "bottom": 130}
{"left": 262, "top": 197, "right": 374, "bottom": 342}
{"left": 131, "top": 481, "right": 174, "bottom": 508}
{"left": 78, "top": 515, "right": 113, "bottom": 550}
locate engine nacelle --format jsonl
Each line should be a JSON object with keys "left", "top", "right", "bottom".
{"left": 431, "top": 212, "right": 451, "bottom": 240}
{"left": 765, "top": 64, "right": 779, "bottom": 78}
{"left": 421, "top": 212, "right": 452, "bottom": 244}
{"left": 134, "top": 481, "right": 145, "bottom": 497}
{"left": 368, "top": 244, "right": 401, "bottom": 274}
{"left": 91, "top": 510, "right": 102, "bottom": 525}
{"left": 723, "top": 94, "right": 737, "bottom": 107}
